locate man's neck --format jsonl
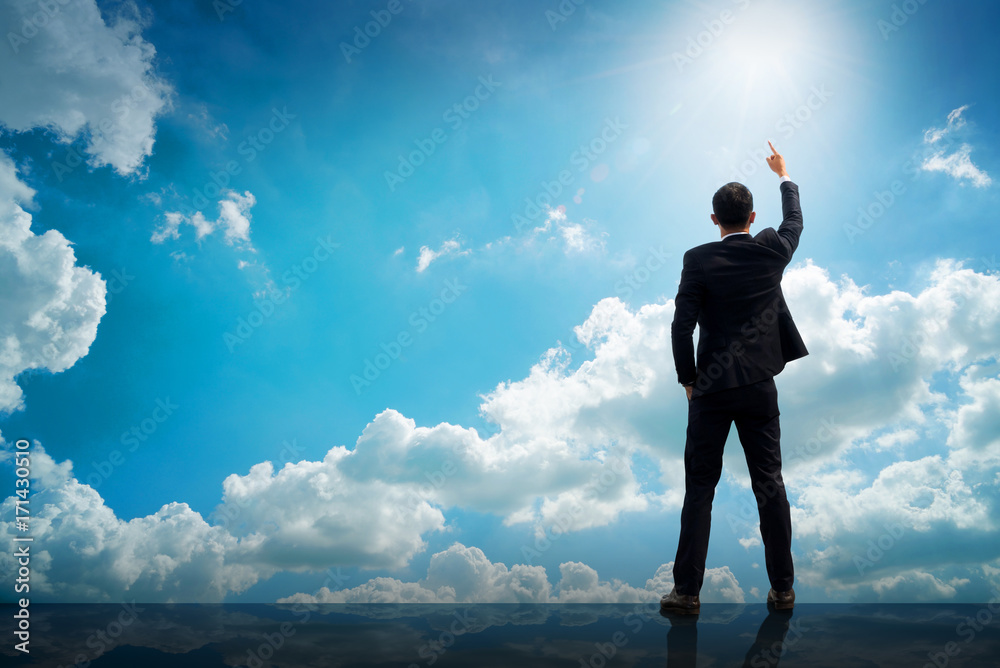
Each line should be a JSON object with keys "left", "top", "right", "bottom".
{"left": 720, "top": 229, "right": 750, "bottom": 240}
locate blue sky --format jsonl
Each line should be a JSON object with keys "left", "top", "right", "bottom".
{"left": 1, "top": 0, "right": 999, "bottom": 604}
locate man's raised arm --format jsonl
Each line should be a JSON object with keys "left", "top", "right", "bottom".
{"left": 767, "top": 140, "right": 803, "bottom": 259}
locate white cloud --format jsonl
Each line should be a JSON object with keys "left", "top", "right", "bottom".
{"left": 0, "top": 152, "right": 106, "bottom": 413}
{"left": 412, "top": 208, "right": 606, "bottom": 272}
{"left": 216, "top": 446, "right": 447, "bottom": 571}
{"left": 0, "top": 0, "right": 173, "bottom": 176}
{"left": 946, "top": 368, "right": 1000, "bottom": 470}
{"left": 871, "top": 570, "right": 969, "bottom": 601}
{"left": 278, "top": 542, "right": 745, "bottom": 604}
{"left": 416, "top": 238, "right": 466, "bottom": 273}
{"left": 3, "top": 257, "right": 1000, "bottom": 602}
{"left": 872, "top": 429, "right": 919, "bottom": 452}
{"left": 923, "top": 105, "right": 968, "bottom": 144}
{"left": 151, "top": 190, "right": 271, "bottom": 291}
{"left": 756, "top": 259, "right": 1000, "bottom": 478}
{"left": 152, "top": 190, "right": 256, "bottom": 249}
{"left": 186, "top": 104, "right": 229, "bottom": 141}
{"left": 742, "top": 259, "right": 1000, "bottom": 600}
{"left": 919, "top": 106, "right": 991, "bottom": 187}
{"left": 0, "top": 443, "right": 265, "bottom": 602}
{"left": 217, "top": 190, "right": 255, "bottom": 246}
{"left": 921, "top": 144, "right": 992, "bottom": 188}
{"left": 526, "top": 207, "right": 606, "bottom": 254}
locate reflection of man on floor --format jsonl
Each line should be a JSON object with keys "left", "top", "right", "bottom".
{"left": 662, "top": 608, "right": 795, "bottom": 668}
{"left": 661, "top": 142, "right": 807, "bottom": 616}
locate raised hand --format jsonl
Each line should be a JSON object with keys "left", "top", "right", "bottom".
{"left": 766, "top": 140, "right": 789, "bottom": 178}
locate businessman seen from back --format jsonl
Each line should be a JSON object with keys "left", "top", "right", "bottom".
{"left": 660, "top": 141, "right": 807, "bottom": 616}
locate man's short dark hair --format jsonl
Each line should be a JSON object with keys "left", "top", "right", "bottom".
{"left": 712, "top": 182, "right": 753, "bottom": 231}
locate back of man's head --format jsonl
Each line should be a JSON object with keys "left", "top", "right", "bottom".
{"left": 712, "top": 182, "right": 753, "bottom": 232}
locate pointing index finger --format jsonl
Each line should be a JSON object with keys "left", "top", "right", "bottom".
{"left": 768, "top": 140, "right": 779, "bottom": 156}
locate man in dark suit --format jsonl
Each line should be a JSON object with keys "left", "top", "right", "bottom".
{"left": 660, "top": 141, "right": 807, "bottom": 615}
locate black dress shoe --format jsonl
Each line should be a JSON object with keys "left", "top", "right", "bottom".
{"left": 767, "top": 587, "right": 795, "bottom": 610}
{"left": 660, "top": 587, "right": 700, "bottom": 615}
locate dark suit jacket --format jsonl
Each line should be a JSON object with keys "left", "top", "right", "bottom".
{"left": 671, "top": 180, "right": 808, "bottom": 398}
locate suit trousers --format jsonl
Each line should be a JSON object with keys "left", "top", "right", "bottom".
{"left": 672, "top": 377, "right": 794, "bottom": 595}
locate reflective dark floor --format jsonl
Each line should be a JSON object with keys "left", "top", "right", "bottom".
{"left": 2, "top": 602, "right": 999, "bottom": 667}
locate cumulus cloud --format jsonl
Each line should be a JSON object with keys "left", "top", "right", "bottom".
{"left": 3, "top": 257, "right": 1000, "bottom": 602}
{"left": 919, "top": 106, "right": 991, "bottom": 188}
{"left": 216, "top": 447, "right": 446, "bottom": 571}
{"left": 0, "top": 152, "right": 106, "bottom": 413}
{"left": 947, "top": 369, "right": 1000, "bottom": 470}
{"left": 0, "top": 0, "right": 173, "bottom": 176}
{"left": 217, "top": 402, "right": 650, "bottom": 544}
{"left": 760, "top": 259, "right": 1000, "bottom": 476}
{"left": 278, "top": 542, "right": 745, "bottom": 604}
{"left": 0, "top": 442, "right": 265, "bottom": 602}
{"left": 870, "top": 570, "right": 970, "bottom": 601}
{"left": 751, "top": 260, "right": 1000, "bottom": 600}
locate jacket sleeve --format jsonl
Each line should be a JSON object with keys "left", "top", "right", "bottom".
{"left": 671, "top": 249, "right": 705, "bottom": 385}
{"left": 774, "top": 180, "right": 803, "bottom": 259}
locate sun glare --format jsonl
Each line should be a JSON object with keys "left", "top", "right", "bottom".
{"left": 717, "top": 6, "right": 811, "bottom": 96}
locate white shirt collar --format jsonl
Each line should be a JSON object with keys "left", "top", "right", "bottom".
{"left": 721, "top": 231, "right": 750, "bottom": 240}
